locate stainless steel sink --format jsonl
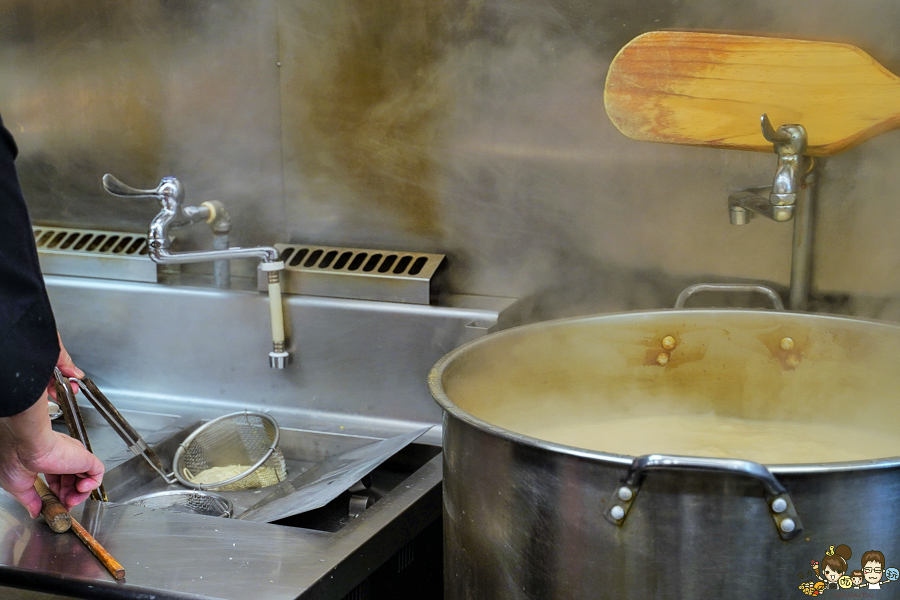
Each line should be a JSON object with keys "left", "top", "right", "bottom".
{"left": 54, "top": 403, "right": 438, "bottom": 525}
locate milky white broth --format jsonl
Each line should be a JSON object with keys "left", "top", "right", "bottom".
{"left": 521, "top": 413, "right": 900, "bottom": 464}
{"left": 441, "top": 312, "right": 900, "bottom": 465}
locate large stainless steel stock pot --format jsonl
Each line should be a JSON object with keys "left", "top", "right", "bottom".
{"left": 429, "top": 300, "right": 900, "bottom": 599}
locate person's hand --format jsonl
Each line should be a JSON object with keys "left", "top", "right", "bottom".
{"left": 0, "top": 393, "right": 104, "bottom": 517}
{"left": 47, "top": 334, "right": 83, "bottom": 401}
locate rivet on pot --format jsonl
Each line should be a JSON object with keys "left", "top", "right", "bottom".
{"left": 617, "top": 487, "right": 633, "bottom": 502}
{"left": 770, "top": 498, "right": 787, "bottom": 514}
{"left": 780, "top": 518, "right": 796, "bottom": 533}
{"left": 610, "top": 505, "right": 625, "bottom": 521}
{"left": 780, "top": 337, "right": 795, "bottom": 351}
{"left": 656, "top": 353, "right": 670, "bottom": 367}
{"left": 661, "top": 336, "right": 677, "bottom": 351}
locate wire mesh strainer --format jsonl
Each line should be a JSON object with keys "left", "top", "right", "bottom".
{"left": 124, "top": 490, "right": 233, "bottom": 518}
{"left": 173, "top": 411, "right": 287, "bottom": 491}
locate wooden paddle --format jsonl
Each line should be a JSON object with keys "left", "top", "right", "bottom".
{"left": 604, "top": 31, "right": 900, "bottom": 156}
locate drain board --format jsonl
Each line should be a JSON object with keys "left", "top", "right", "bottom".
{"left": 259, "top": 243, "right": 445, "bottom": 304}
{"left": 34, "top": 226, "right": 157, "bottom": 283}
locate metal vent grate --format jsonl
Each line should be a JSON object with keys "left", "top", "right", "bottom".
{"left": 342, "top": 582, "right": 366, "bottom": 600}
{"left": 397, "top": 540, "right": 415, "bottom": 573}
{"left": 33, "top": 226, "right": 157, "bottom": 283}
{"left": 34, "top": 227, "right": 150, "bottom": 256}
{"left": 260, "top": 243, "right": 445, "bottom": 305}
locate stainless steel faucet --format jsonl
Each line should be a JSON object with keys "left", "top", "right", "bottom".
{"left": 728, "top": 114, "right": 810, "bottom": 224}
{"left": 102, "top": 174, "right": 289, "bottom": 369}
{"left": 726, "top": 114, "right": 817, "bottom": 311}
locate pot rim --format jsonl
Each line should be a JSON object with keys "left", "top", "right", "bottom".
{"left": 429, "top": 308, "right": 900, "bottom": 475}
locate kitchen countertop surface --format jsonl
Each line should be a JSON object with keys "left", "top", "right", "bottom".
{"left": 0, "top": 403, "right": 443, "bottom": 600}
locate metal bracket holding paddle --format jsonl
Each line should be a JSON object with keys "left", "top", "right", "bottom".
{"left": 604, "top": 454, "right": 803, "bottom": 540}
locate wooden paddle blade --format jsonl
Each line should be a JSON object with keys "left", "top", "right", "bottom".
{"left": 604, "top": 31, "right": 900, "bottom": 157}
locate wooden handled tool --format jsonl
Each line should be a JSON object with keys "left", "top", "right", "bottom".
{"left": 68, "top": 518, "right": 125, "bottom": 580}
{"left": 604, "top": 31, "right": 900, "bottom": 156}
{"left": 33, "top": 479, "right": 125, "bottom": 580}
{"left": 34, "top": 477, "right": 70, "bottom": 533}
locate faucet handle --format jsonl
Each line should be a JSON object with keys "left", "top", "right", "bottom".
{"left": 102, "top": 174, "right": 184, "bottom": 206}
{"left": 760, "top": 113, "right": 789, "bottom": 144}
{"left": 760, "top": 114, "right": 807, "bottom": 155}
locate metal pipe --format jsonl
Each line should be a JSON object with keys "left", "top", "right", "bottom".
{"left": 212, "top": 233, "right": 231, "bottom": 288}
{"left": 789, "top": 161, "right": 817, "bottom": 311}
{"left": 202, "top": 200, "right": 232, "bottom": 289}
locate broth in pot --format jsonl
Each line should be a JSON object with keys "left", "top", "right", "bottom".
{"left": 441, "top": 310, "right": 900, "bottom": 465}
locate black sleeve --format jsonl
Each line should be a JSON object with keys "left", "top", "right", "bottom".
{"left": 0, "top": 111, "right": 59, "bottom": 417}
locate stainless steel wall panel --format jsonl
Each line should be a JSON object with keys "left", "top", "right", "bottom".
{"left": 6, "top": 0, "right": 900, "bottom": 318}
{"left": 276, "top": 0, "right": 464, "bottom": 253}
{"left": 0, "top": 1, "right": 285, "bottom": 278}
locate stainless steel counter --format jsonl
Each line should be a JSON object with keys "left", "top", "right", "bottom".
{"left": 0, "top": 275, "right": 512, "bottom": 599}
{"left": 0, "top": 406, "right": 443, "bottom": 600}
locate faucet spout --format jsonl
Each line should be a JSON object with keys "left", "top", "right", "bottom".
{"left": 148, "top": 244, "right": 280, "bottom": 265}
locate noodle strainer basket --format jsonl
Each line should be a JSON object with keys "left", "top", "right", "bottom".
{"left": 173, "top": 411, "right": 287, "bottom": 491}
{"left": 124, "top": 490, "right": 234, "bottom": 518}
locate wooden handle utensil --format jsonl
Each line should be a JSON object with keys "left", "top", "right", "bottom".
{"left": 34, "top": 477, "right": 70, "bottom": 533}
{"left": 605, "top": 31, "right": 900, "bottom": 156}
{"left": 33, "top": 478, "right": 125, "bottom": 580}
{"left": 68, "top": 515, "right": 126, "bottom": 580}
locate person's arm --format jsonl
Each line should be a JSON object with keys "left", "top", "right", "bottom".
{"left": 0, "top": 111, "right": 104, "bottom": 514}
{"left": 0, "top": 389, "right": 104, "bottom": 517}
{"left": 0, "top": 334, "right": 103, "bottom": 516}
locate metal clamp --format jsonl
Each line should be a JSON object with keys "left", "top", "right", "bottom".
{"left": 674, "top": 283, "right": 784, "bottom": 311}
{"left": 604, "top": 454, "right": 802, "bottom": 540}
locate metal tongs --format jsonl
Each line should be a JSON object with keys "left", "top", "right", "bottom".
{"left": 52, "top": 369, "right": 176, "bottom": 498}
{"left": 52, "top": 369, "right": 107, "bottom": 502}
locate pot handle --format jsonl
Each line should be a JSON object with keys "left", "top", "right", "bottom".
{"left": 604, "top": 454, "right": 802, "bottom": 540}
{"left": 674, "top": 283, "right": 785, "bottom": 311}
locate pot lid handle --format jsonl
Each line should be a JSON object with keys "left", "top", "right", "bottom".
{"left": 604, "top": 454, "right": 802, "bottom": 540}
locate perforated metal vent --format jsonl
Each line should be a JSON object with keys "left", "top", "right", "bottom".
{"left": 260, "top": 243, "right": 445, "bottom": 304}
{"left": 33, "top": 226, "right": 157, "bottom": 283}
{"left": 397, "top": 540, "right": 415, "bottom": 573}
